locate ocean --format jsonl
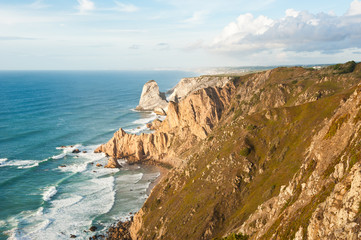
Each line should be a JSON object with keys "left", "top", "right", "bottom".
{"left": 0, "top": 70, "right": 195, "bottom": 239}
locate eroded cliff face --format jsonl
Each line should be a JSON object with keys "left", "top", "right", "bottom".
{"left": 95, "top": 81, "right": 236, "bottom": 167}
{"left": 167, "top": 76, "right": 231, "bottom": 103}
{"left": 104, "top": 61, "right": 361, "bottom": 240}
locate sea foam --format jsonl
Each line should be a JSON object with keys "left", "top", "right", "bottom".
{"left": 42, "top": 186, "right": 57, "bottom": 202}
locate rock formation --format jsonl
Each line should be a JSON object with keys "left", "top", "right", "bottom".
{"left": 95, "top": 82, "right": 235, "bottom": 167}
{"left": 103, "top": 61, "right": 361, "bottom": 240}
{"left": 135, "top": 80, "right": 168, "bottom": 111}
{"left": 167, "top": 76, "right": 231, "bottom": 102}
{"left": 104, "top": 157, "right": 122, "bottom": 168}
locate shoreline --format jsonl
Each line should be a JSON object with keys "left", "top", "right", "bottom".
{"left": 104, "top": 161, "right": 170, "bottom": 240}
{"left": 146, "top": 164, "right": 169, "bottom": 196}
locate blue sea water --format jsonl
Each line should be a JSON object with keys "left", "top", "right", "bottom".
{"left": 0, "top": 70, "right": 195, "bottom": 239}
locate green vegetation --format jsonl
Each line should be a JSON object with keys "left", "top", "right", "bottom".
{"left": 324, "top": 114, "right": 350, "bottom": 139}
{"left": 240, "top": 147, "right": 251, "bottom": 156}
{"left": 214, "top": 233, "right": 249, "bottom": 240}
{"left": 134, "top": 62, "right": 361, "bottom": 240}
{"left": 330, "top": 61, "right": 356, "bottom": 74}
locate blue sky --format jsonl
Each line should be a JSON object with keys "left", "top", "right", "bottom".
{"left": 0, "top": 0, "right": 360, "bottom": 70}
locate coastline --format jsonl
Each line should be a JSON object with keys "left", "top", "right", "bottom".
{"left": 146, "top": 164, "right": 169, "bottom": 196}
{"left": 104, "top": 162, "right": 169, "bottom": 240}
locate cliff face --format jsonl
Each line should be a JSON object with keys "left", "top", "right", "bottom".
{"left": 95, "top": 80, "right": 236, "bottom": 166}
{"left": 167, "top": 76, "right": 231, "bottom": 103}
{"left": 104, "top": 61, "right": 361, "bottom": 240}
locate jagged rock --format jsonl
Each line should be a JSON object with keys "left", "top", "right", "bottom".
{"left": 89, "top": 226, "right": 97, "bottom": 232}
{"left": 154, "top": 107, "right": 166, "bottom": 116}
{"left": 96, "top": 163, "right": 103, "bottom": 167}
{"left": 147, "top": 119, "right": 162, "bottom": 130}
{"left": 135, "top": 80, "right": 168, "bottom": 111}
{"left": 94, "top": 82, "right": 235, "bottom": 167}
{"left": 72, "top": 149, "right": 80, "bottom": 153}
{"left": 167, "top": 76, "right": 231, "bottom": 102}
{"left": 104, "top": 157, "right": 122, "bottom": 168}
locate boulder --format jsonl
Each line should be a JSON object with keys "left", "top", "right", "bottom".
{"left": 104, "top": 157, "right": 122, "bottom": 168}
{"left": 89, "top": 226, "right": 97, "bottom": 232}
{"left": 135, "top": 80, "right": 168, "bottom": 111}
{"left": 72, "top": 149, "right": 80, "bottom": 153}
{"left": 96, "top": 163, "right": 103, "bottom": 167}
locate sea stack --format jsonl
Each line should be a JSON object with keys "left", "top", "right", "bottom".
{"left": 135, "top": 80, "right": 168, "bottom": 111}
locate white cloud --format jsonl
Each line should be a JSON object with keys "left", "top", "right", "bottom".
{"left": 346, "top": 0, "right": 361, "bottom": 16}
{"left": 183, "top": 11, "right": 208, "bottom": 24}
{"left": 208, "top": 2, "right": 361, "bottom": 55}
{"left": 29, "top": 0, "right": 49, "bottom": 9}
{"left": 77, "top": 0, "right": 95, "bottom": 14}
{"left": 114, "top": 1, "right": 138, "bottom": 12}
{"left": 212, "top": 13, "right": 274, "bottom": 47}
{"left": 285, "top": 9, "right": 300, "bottom": 18}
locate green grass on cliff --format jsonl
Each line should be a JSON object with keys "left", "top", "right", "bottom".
{"left": 135, "top": 62, "right": 361, "bottom": 240}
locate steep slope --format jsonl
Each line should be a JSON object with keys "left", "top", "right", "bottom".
{"left": 104, "top": 61, "right": 361, "bottom": 239}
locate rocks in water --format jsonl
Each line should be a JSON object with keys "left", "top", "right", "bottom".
{"left": 59, "top": 165, "right": 66, "bottom": 168}
{"left": 106, "top": 220, "right": 132, "bottom": 240}
{"left": 89, "top": 235, "right": 105, "bottom": 240}
{"left": 70, "top": 234, "right": 77, "bottom": 238}
{"left": 89, "top": 226, "right": 97, "bottom": 232}
{"left": 72, "top": 149, "right": 80, "bottom": 153}
{"left": 135, "top": 80, "right": 168, "bottom": 111}
{"left": 96, "top": 163, "right": 103, "bottom": 167}
{"left": 104, "top": 157, "right": 122, "bottom": 168}
{"left": 83, "top": 151, "right": 87, "bottom": 153}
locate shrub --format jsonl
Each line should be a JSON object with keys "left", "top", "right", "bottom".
{"left": 240, "top": 147, "right": 251, "bottom": 156}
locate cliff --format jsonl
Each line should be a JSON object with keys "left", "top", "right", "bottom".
{"left": 167, "top": 76, "right": 231, "bottom": 103}
{"left": 95, "top": 79, "right": 236, "bottom": 167}
{"left": 103, "top": 61, "right": 361, "bottom": 239}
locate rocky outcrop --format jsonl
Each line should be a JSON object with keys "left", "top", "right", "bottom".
{"left": 95, "top": 82, "right": 235, "bottom": 167}
{"left": 167, "top": 76, "right": 231, "bottom": 102}
{"left": 135, "top": 80, "right": 168, "bottom": 111}
{"left": 104, "top": 157, "right": 122, "bottom": 168}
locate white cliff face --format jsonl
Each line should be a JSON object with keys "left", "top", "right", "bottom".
{"left": 135, "top": 80, "right": 168, "bottom": 111}
{"left": 167, "top": 76, "right": 232, "bottom": 103}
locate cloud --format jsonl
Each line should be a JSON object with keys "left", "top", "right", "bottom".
{"left": 29, "top": 0, "right": 49, "bottom": 9}
{"left": 0, "top": 36, "right": 36, "bottom": 40}
{"left": 129, "top": 44, "right": 140, "bottom": 49}
{"left": 208, "top": 1, "right": 361, "bottom": 55}
{"left": 155, "top": 43, "right": 170, "bottom": 51}
{"left": 346, "top": 0, "right": 361, "bottom": 16}
{"left": 113, "top": 1, "right": 138, "bottom": 12}
{"left": 183, "top": 11, "right": 208, "bottom": 24}
{"left": 77, "top": 0, "right": 95, "bottom": 14}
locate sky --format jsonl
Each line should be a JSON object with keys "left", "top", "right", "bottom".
{"left": 0, "top": 0, "right": 361, "bottom": 70}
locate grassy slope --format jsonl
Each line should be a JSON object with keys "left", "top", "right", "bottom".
{"left": 136, "top": 61, "right": 361, "bottom": 239}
